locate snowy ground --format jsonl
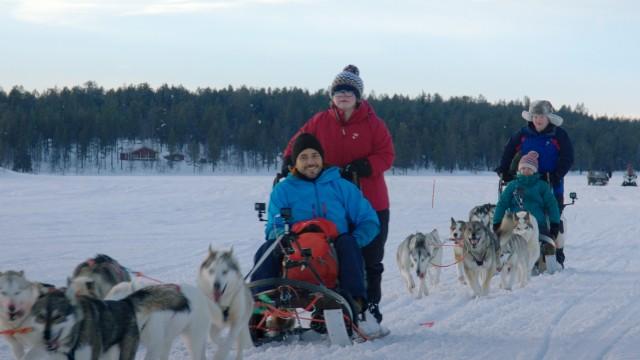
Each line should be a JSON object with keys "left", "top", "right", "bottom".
{"left": 1, "top": 170, "right": 639, "bottom": 359}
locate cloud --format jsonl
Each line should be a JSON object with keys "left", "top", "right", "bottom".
{"left": 7, "top": 0, "right": 303, "bottom": 25}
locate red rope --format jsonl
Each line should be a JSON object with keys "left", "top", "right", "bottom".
{"left": 0, "top": 327, "right": 32, "bottom": 336}
{"left": 132, "top": 271, "right": 165, "bottom": 284}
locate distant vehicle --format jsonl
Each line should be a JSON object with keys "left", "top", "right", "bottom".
{"left": 587, "top": 171, "right": 610, "bottom": 186}
{"left": 622, "top": 163, "right": 637, "bottom": 187}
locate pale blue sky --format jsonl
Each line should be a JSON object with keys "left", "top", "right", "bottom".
{"left": 1, "top": 0, "right": 639, "bottom": 118}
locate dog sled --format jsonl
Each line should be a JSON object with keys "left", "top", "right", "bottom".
{"left": 498, "top": 175, "right": 578, "bottom": 275}
{"left": 246, "top": 203, "right": 363, "bottom": 347}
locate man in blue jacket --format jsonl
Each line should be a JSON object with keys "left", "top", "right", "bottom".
{"left": 251, "top": 133, "right": 381, "bottom": 332}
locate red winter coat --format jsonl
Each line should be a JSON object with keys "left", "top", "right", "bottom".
{"left": 284, "top": 100, "right": 395, "bottom": 211}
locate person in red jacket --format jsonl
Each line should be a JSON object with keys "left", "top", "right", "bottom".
{"left": 278, "top": 65, "right": 395, "bottom": 324}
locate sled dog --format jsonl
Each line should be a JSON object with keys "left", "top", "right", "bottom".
{"left": 462, "top": 221, "right": 499, "bottom": 297}
{"left": 198, "top": 247, "right": 253, "bottom": 360}
{"left": 468, "top": 203, "right": 496, "bottom": 229}
{"left": 25, "top": 285, "right": 194, "bottom": 360}
{"left": 497, "top": 211, "right": 540, "bottom": 273}
{"left": 106, "top": 281, "right": 218, "bottom": 360}
{"left": 497, "top": 233, "right": 530, "bottom": 290}
{"left": 69, "top": 254, "right": 131, "bottom": 299}
{"left": 449, "top": 218, "right": 467, "bottom": 285}
{"left": 0, "top": 271, "right": 52, "bottom": 360}
{"left": 396, "top": 229, "right": 443, "bottom": 298}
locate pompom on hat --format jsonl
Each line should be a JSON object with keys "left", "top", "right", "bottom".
{"left": 330, "top": 65, "right": 364, "bottom": 100}
{"left": 522, "top": 100, "right": 563, "bottom": 126}
{"left": 518, "top": 151, "right": 539, "bottom": 173}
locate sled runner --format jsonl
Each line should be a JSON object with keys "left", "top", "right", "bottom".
{"left": 247, "top": 203, "right": 359, "bottom": 346}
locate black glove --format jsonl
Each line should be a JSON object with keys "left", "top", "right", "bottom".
{"left": 343, "top": 158, "right": 372, "bottom": 178}
{"left": 272, "top": 173, "right": 285, "bottom": 187}
{"left": 280, "top": 155, "right": 292, "bottom": 176}
{"left": 273, "top": 155, "right": 293, "bottom": 187}
{"left": 495, "top": 167, "right": 513, "bottom": 183}
{"left": 549, "top": 222, "right": 560, "bottom": 239}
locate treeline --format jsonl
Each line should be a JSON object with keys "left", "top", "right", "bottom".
{"left": 0, "top": 81, "right": 637, "bottom": 173}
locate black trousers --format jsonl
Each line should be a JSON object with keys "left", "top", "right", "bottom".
{"left": 362, "top": 209, "right": 389, "bottom": 305}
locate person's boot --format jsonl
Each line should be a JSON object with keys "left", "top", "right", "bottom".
{"left": 367, "top": 303, "right": 383, "bottom": 324}
{"left": 556, "top": 248, "right": 565, "bottom": 269}
{"left": 542, "top": 243, "right": 560, "bottom": 274}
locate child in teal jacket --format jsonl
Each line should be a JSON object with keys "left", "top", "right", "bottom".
{"left": 493, "top": 151, "right": 561, "bottom": 240}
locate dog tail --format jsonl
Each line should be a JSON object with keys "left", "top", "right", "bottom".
{"left": 126, "top": 284, "right": 190, "bottom": 315}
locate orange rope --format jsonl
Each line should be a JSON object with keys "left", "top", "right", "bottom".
{"left": 132, "top": 271, "right": 165, "bottom": 284}
{"left": 0, "top": 327, "right": 32, "bottom": 336}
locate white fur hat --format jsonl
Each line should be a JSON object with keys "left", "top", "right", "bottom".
{"left": 522, "top": 100, "right": 563, "bottom": 126}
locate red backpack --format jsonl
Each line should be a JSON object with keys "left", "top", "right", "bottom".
{"left": 284, "top": 218, "right": 339, "bottom": 289}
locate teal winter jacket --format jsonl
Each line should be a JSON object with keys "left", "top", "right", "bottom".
{"left": 493, "top": 173, "right": 560, "bottom": 230}
{"left": 265, "top": 166, "right": 380, "bottom": 247}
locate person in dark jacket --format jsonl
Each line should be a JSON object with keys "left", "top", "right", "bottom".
{"left": 277, "top": 65, "right": 394, "bottom": 324}
{"left": 496, "top": 100, "right": 573, "bottom": 267}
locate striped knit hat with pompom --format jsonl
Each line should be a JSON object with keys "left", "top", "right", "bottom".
{"left": 330, "top": 65, "right": 364, "bottom": 100}
{"left": 518, "top": 151, "right": 539, "bottom": 173}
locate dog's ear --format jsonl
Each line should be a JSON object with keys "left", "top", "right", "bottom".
{"left": 450, "top": 217, "right": 456, "bottom": 226}
{"left": 430, "top": 228, "right": 440, "bottom": 241}
{"left": 208, "top": 244, "right": 218, "bottom": 258}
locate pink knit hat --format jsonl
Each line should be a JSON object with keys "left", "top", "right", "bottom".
{"left": 518, "top": 151, "right": 539, "bottom": 172}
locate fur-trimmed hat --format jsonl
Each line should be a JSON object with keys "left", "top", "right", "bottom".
{"left": 330, "top": 65, "right": 364, "bottom": 100}
{"left": 518, "top": 151, "right": 539, "bottom": 172}
{"left": 522, "top": 100, "right": 563, "bottom": 126}
{"left": 292, "top": 133, "right": 324, "bottom": 162}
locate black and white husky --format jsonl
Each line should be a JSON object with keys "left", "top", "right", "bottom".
{"left": 497, "top": 233, "right": 530, "bottom": 290}
{"left": 468, "top": 203, "right": 496, "bottom": 228}
{"left": 198, "top": 247, "right": 253, "bottom": 360}
{"left": 106, "top": 281, "right": 218, "bottom": 360}
{"left": 396, "top": 229, "right": 442, "bottom": 298}
{"left": 462, "top": 221, "right": 499, "bottom": 297}
{"left": 0, "top": 271, "right": 51, "bottom": 359}
{"left": 25, "top": 286, "right": 193, "bottom": 360}
{"left": 68, "top": 254, "right": 131, "bottom": 299}
{"left": 497, "top": 211, "right": 540, "bottom": 274}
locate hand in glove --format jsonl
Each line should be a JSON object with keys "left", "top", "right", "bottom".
{"left": 495, "top": 166, "right": 514, "bottom": 182}
{"left": 343, "top": 158, "right": 372, "bottom": 178}
{"left": 549, "top": 222, "right": 560, "bottom": 240}
{"left": 273, "top": 155, "right": 292, "bottom": 187}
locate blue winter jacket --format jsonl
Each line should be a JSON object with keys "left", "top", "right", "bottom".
{"left": 499, "top": 123, "right": 574, "bottom": 195}
{"left": 265, "top": 166, "right": 380, "bottom": 248}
